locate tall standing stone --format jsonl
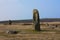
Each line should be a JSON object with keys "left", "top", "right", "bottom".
{"left": 33, "top": 9, "right": 40, "bottom": 31}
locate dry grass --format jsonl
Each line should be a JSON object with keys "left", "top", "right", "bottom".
{"left": 0, "top": 22, "right": 60, "bottom": 40}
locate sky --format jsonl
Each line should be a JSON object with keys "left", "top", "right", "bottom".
{"left": 0, "top": 0, "right": 60, "bottom": 21}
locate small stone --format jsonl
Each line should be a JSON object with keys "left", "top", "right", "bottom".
{"left": 6, "top": 30, "right": 18, "bottom": 34}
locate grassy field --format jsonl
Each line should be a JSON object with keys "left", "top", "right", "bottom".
{"left": 0, "top": 22, "right": 60, "bottom": 40}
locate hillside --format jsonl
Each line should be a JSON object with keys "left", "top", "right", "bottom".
{"left": 0, "top": 18, "right": 60, "bottom": 24}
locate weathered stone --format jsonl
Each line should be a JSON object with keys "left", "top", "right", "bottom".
{"left": 8, "top": 20, "right": 12, "bottom": 25}
{"left": 6, "top": 30, "right": 18, "bottom": 34}
{"left": 33, "top": 9, "right": 40, "bottom": 31}
{"left": 46, "top": 23, "right": 49, "bottom": 26}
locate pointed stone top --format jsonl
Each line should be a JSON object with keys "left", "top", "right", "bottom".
{"left": 33, "top": 9, "right": 39, "bottom": 13}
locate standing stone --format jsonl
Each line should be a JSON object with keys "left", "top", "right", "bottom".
{"left": 33, "top": 9, "right": 40, "bottom": 31}
{"left": 8, "top": 20, "right": 12, "bottom": 25}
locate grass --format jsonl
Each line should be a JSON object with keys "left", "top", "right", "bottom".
{"left": 0, "top": 29, "right": 56, "bottom": 36}
{"left": 0, "top": 24, "right": 60, "bottom": 40}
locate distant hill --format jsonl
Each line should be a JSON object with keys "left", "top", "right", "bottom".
{"left": 40, "top": 18, "right": 60, "bottom": 22}
{"left": 0, "top": 18, "right": 60, "bottom": 24}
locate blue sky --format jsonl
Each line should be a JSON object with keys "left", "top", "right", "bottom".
{"left": 0, "top": 0, "right": 60, "bottom": 21}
